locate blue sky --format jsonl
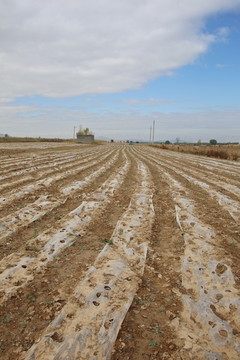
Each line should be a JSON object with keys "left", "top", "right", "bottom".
{"left": 0, "top": 1, "right": 240, "bottom": 142}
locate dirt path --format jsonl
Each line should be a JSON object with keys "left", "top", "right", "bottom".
{"left": 0, "top": 143, "right": 239, "bottom": 360}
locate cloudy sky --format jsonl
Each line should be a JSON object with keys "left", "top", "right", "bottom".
{"left": 1, "top": 0, "right": 240, "bottom": 142}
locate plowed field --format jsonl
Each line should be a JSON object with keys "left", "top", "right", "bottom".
{"left": 0, "top": 143, "right": 239, "bottom": 360}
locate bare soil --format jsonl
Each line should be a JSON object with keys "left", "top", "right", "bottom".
{"left": 0, "top": 143, "right": 239, "bottom": 360}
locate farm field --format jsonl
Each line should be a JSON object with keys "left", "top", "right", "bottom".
{"left": 0, "top": 142, "right": 239, "bottom": 360}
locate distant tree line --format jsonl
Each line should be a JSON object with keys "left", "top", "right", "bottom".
{"left": 161, "top": 139, "right": 239, "bottom": 146}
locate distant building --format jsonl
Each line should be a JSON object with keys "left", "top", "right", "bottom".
{"left": 76, "top": 134, "right": 94, "bottom": 144}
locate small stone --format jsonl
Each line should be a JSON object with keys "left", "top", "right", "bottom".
{"left": 104, "top": 286, "right": 111, "bottom": 290}
{"left": 208, "top": 321, "right": 216, "bottom": 328}
{"left": 216, "top": 263, "right": 227, "bottom": 276}
{"left": 219, "top": 330, "right": 228, "bottom": 338}
{"left": 50, "top": 331, "right": 64, "bottom": 342}
{"left": 104, "top": 322, "right": 111, "bottom": 329}
{"left": 215, "top": 294, "right": 223, "bottom": 301}
{"left": 93, "top": 301, "right": 100, "bottom": 306}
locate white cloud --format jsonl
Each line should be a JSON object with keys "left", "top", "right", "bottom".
{"left": 215, "top": 26, "right": 231, "bottom": 42}
{"left": 216, "top": 63, "right": 230, "bottom": 68}
{"left": 123, "top": 98, "right": 174, "bottom": 105}
{"left": 1, "top": 0, "right": 240, "bottom": 98}
{"left": 0, "top": 97, "right": 14, "bottom": 104}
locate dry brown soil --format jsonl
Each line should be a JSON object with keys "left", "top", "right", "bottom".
{"left": 0, "top": 143, "right": 239, "bottom": 360}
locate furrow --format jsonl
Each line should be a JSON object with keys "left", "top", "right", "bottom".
{"left": 148, "top": 146, "right": 240, "bottom": 181}
{"left": 0, "top": 152, "right": 130, "bottom": 305}
{"left": 0, "top": 150, "right": 121, "bottom": 244}
{"left": 134, "top": 147, "right": 240, "bottom": 359}
{"left": 0, "top": 152, "right": 79, "bottom": 177}
{"left": 112, "top": 150, "right": 185, "bottom": 360}
{"left": 134, "top": 147, "right": 240, "bottom": 222}
{"left": 0, "top": 147, "right": 111, "bottom": 196}
{"left": 0, "top": 146, "right": 137, "bottom": 360}
{"left": 0, "top": 148, "right": 115, "bottom": 212}
{"left": 145, "top": 146, "right": 240, "bottom": 192}
{"left": 0, "top": 150, "right": 94, "bottom": 183}
{"left": 0, "top": 144, "right": 238, "bottom": 360}
{"left": 0, "top": 144, "right": 107, "bottom": 172}
{"left": 160, "top": 172, "right": 240, "bottom": 360}
{"left": 23, "top": 160, "right": 154, "bottom": 360}
{"left": 0, "top": 147, "right": 86, "bottom": 172}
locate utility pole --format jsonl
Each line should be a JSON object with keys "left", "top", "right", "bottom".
{"left": 73, "top": 126, "right": 76, "bottom": 139}
{"left": 152, "top": 120, "right": 155, "bottom": 144}
{"left": 149, "top": 126, "right": 152, "bottom": 143}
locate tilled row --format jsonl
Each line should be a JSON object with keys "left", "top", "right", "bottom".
{"left": 145, "top": 146, "right": 240, "bottom": 191}
{"left": 0, "top": 151, "right": 79, "bottom": 177}
{"left": 23, "top": 161, "right": 154, "bottom": 360}
{"left": 134, "top": 146, "right": 240, "bottom": 222}
{"left": 0, "top": 150, "right": 121, "bottom": 221}
{"left": 0, "top": 144, "right": 94, "bottom": 174}
{"left": 0, "top": 149, "right": 128, "bottom": 297}
{"left": 0, "top": 149, "right": 121, "bottom": 245}
{"left": 0, "top": 146, "right": 114, "bottom": 198}
{"left": 148, "top": 149, "right": 240, "bottom": 199}
{"left": 113, "top": 146, "right": 240, "bottom": 360}
{"left": 134, "top": 147, "right": 239, "bottom": 269}
{"left": 112, "top": 153, "right": 184, "bottom": 360}
{"left": 157, "top": 170, "right": 239, "bottom": 359}
{"left": 148, "top": 146, "right": 240, "bottom": 183}
{"left": 0, "top": 144, "right": 239, "bottom": 360}
{"left": 0, "top": 145, "right": 148, "bottom": 360}
{"left": 0, "top": 147, "right": 129, "bottom": 280}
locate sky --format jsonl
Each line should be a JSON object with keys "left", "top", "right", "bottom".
{"left": 0, "top": 0, "right": 240, "bottom": 142}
